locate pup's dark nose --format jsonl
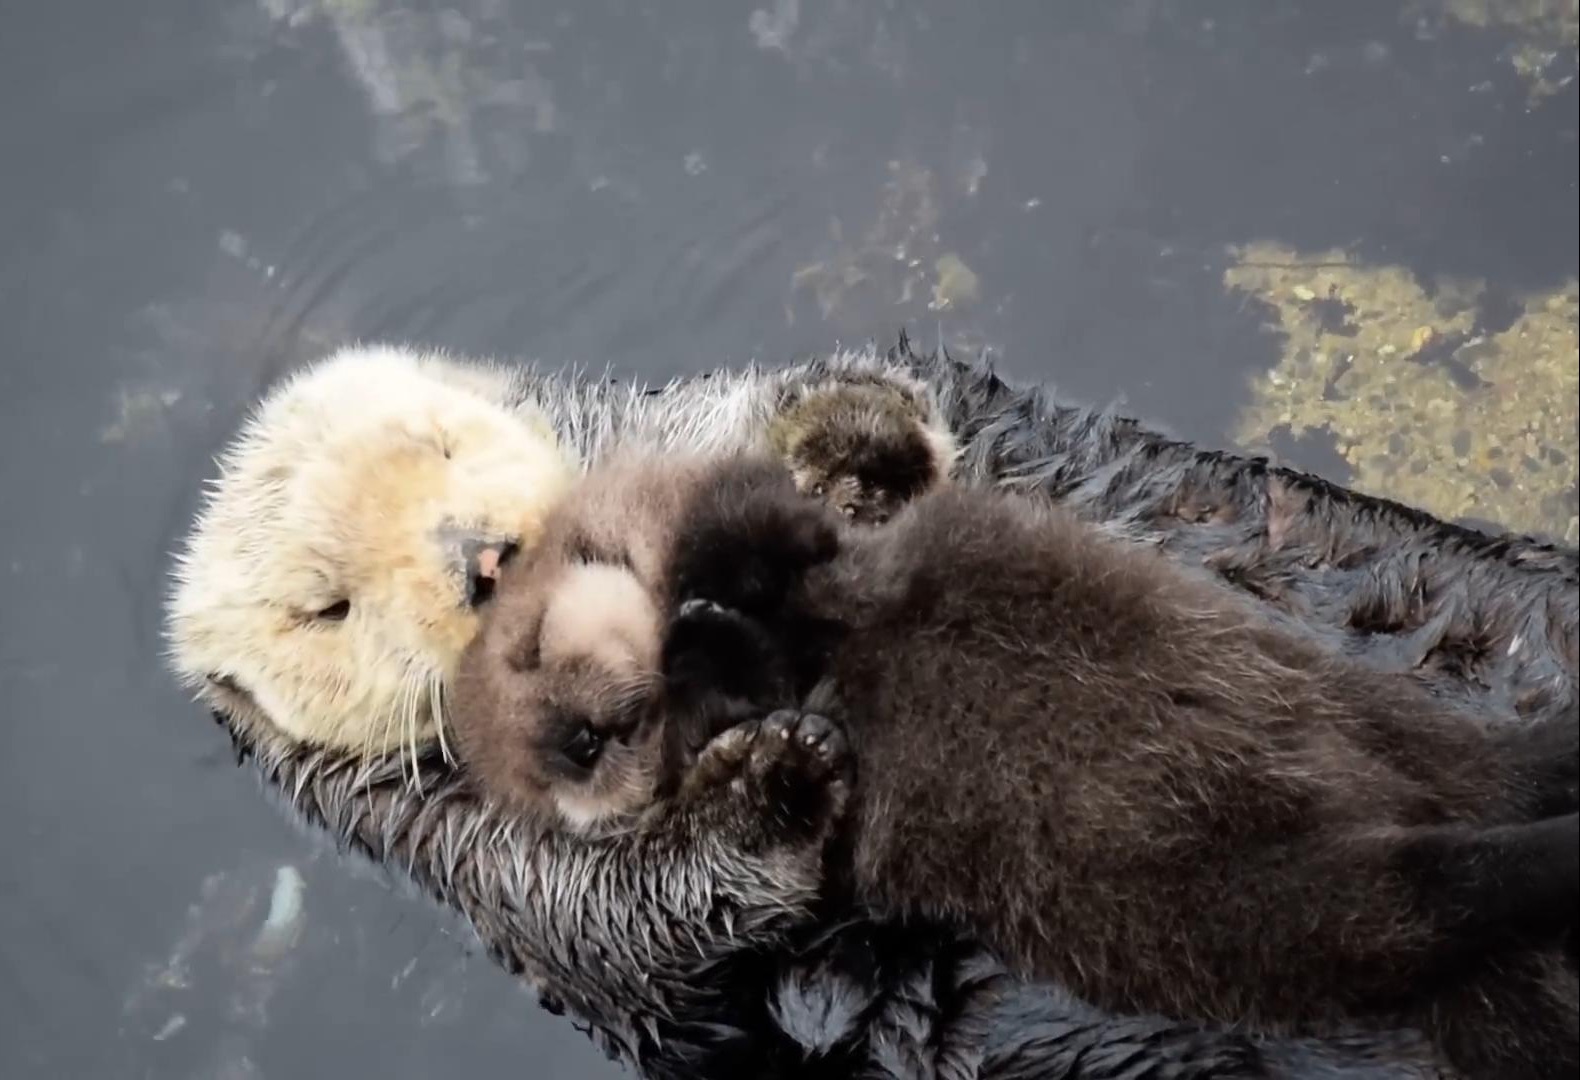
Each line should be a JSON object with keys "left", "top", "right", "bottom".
{"left": 463, "top": 538, "right": 520, "bottom": 608}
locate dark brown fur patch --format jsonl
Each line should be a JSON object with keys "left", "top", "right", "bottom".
{"left": 470, "top": 451, "right": 1578, "bottom": 1080}
{"left": 683, "top": 463, "right": 1579, "bottom": 1079}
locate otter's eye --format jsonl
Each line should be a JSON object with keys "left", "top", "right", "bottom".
{"left": 316, "top": 599, "right": 351, "bottom": 622}
{"left": 810, "top": 482, "right": 826, "bottom": 498}
{"left": 561, "top": 724, "right": 605, "bottom": 771}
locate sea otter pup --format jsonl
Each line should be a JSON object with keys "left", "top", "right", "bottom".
{"left": 451, "top": 452, "right": 1579, "bottom": 1080}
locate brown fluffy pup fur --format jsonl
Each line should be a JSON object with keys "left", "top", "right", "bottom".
{"left": 768, "top": 371, "right": 956, "bottom": 524}
{"left": 452, "top": 454, "right": 1579, "bottom": 1080}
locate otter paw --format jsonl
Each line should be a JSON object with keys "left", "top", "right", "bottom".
{"left": 759, "top": 709, "right": 849, "bottom": 781}
{"left": 768, "top": 379, "right": 954, "bottom": 525}
{"left": 684, "top": 711, "right": 851, "bottom": 851}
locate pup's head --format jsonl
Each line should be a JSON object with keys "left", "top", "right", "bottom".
{"left": 450, "top": 456, "right": 704, "bottom": 831}
{"left": 451, "top": 454, "right": 840, "bottom": 832}
{"left": 165, "top": 345, "right": 577, "bottom": 758}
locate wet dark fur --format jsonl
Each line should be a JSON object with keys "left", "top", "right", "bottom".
{"left": 653, "top": 456, "right": 1579, "bottom": 1078}
{"left": 209, "top": 337, "right": 1579, "bottom": 1079}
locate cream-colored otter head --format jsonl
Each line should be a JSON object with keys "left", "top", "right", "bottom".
{"left": 166, "top": 344, "right": 577, "bottom": 757}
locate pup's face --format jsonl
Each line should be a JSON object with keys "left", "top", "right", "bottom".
{"left": 451, "top": 458, "right": 705, "bottom": 832}
{"left": 166, "top": 347, "right": 576, "bottom": 758}
{"left": 451, "top": 454, "right": 853, "bottom": 832}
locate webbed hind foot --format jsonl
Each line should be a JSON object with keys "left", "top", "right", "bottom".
{"left": 769, "top": 375, "right": 956, "bottom": 524}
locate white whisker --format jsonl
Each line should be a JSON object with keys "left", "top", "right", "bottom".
{"left": 375, "top": 694, "right": 402, "bottom": 788}
{"left": 402, "top": 670, "right": 425, "bottom": 795}
{"left": 431, "top": 677, "right": 456, "bottom": 766}
{"left": 394, "top": 675, "right": 416, "bottom": 788}
{"left": 358, "top": 696, "right": 381, "bottom": 800}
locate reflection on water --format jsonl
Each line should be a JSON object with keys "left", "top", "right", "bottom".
{"left": 0, "top": 2, "right": 1574, "bottom": 1078}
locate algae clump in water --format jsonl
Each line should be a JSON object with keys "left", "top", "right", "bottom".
{"left": 790, "top": 160, "right": 981, "bottom": 321}
{"left": 1226, "top": 242, "right": 1578, "bottom": 542}
{"left": 1426, "top": 0, "right": 1578, "bottom": 103}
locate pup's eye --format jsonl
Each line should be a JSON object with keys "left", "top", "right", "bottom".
{"left": 316, "top": 599, "right": 351, "bottom": 622}
{"left": 561, "top": 724, "right": 606, "bottom": 771}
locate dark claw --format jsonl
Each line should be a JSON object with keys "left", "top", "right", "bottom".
{"left": 762, "top": 710, "right": 799, "bottom": 740}
{"left": 793, "top": 712, "right": 846, "bottom": 761}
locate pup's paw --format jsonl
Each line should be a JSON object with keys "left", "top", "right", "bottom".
{"left": 660, "top": 598, "right": 791, "bottom": 744}
{"left": 682, "top": 710, "right": 852, "bottom": 853}
{"left": 757, "top": 709, "right": 850, "bottom": 788}
{"left": 769, "top": 377, "right": 955, "bottom": 525}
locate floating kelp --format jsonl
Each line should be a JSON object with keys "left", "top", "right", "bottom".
{"left": 1423, "top": 0, "right": 1579, "bottom": 103}
{"left": 1435, "top": 0, "right": 1578, "bottom": 45}
{"left": 1227, "top": 242, "right": 1578, "bottom": 542}
{"left": 790, "top": 159, "right": 982, "bottom": 320}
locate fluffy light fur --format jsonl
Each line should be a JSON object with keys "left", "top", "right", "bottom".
{"left": 166, "top": 336, "right": 1578, "bottom": 1080}
{"left": 167, "top": 346, "right": 576, "bottom": 759}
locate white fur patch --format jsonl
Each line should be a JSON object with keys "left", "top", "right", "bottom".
{"left": 540, "top": 564, "right": 660, "bottom": 675}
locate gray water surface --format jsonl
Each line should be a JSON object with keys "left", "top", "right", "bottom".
{"left": 2, "top": 3, "right": 1575, "bottom": 1078}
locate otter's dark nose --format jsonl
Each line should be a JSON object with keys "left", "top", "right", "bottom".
{"left": 463, "top": 538, "right": 520, "bottom": 608}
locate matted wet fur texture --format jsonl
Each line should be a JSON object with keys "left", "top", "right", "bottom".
{"left": 217, "top": 335, "right": 1577, "bottom": 1080}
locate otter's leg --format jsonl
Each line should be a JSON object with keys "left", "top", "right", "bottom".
{"left": 1301, "top": 815, "right": 1579, "bottom": 1079}
{"left": 1390, "top": 812, "right": 1579, "bottom": 947}
{"left": 768, "top": 374, "right": 956, "bottom": 524}
{"left": 1415, "top": 948, "right": 1579, "bottom": 1080}
{"left": 1487, "top": 709, "right": 1580, "bottom": 822}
